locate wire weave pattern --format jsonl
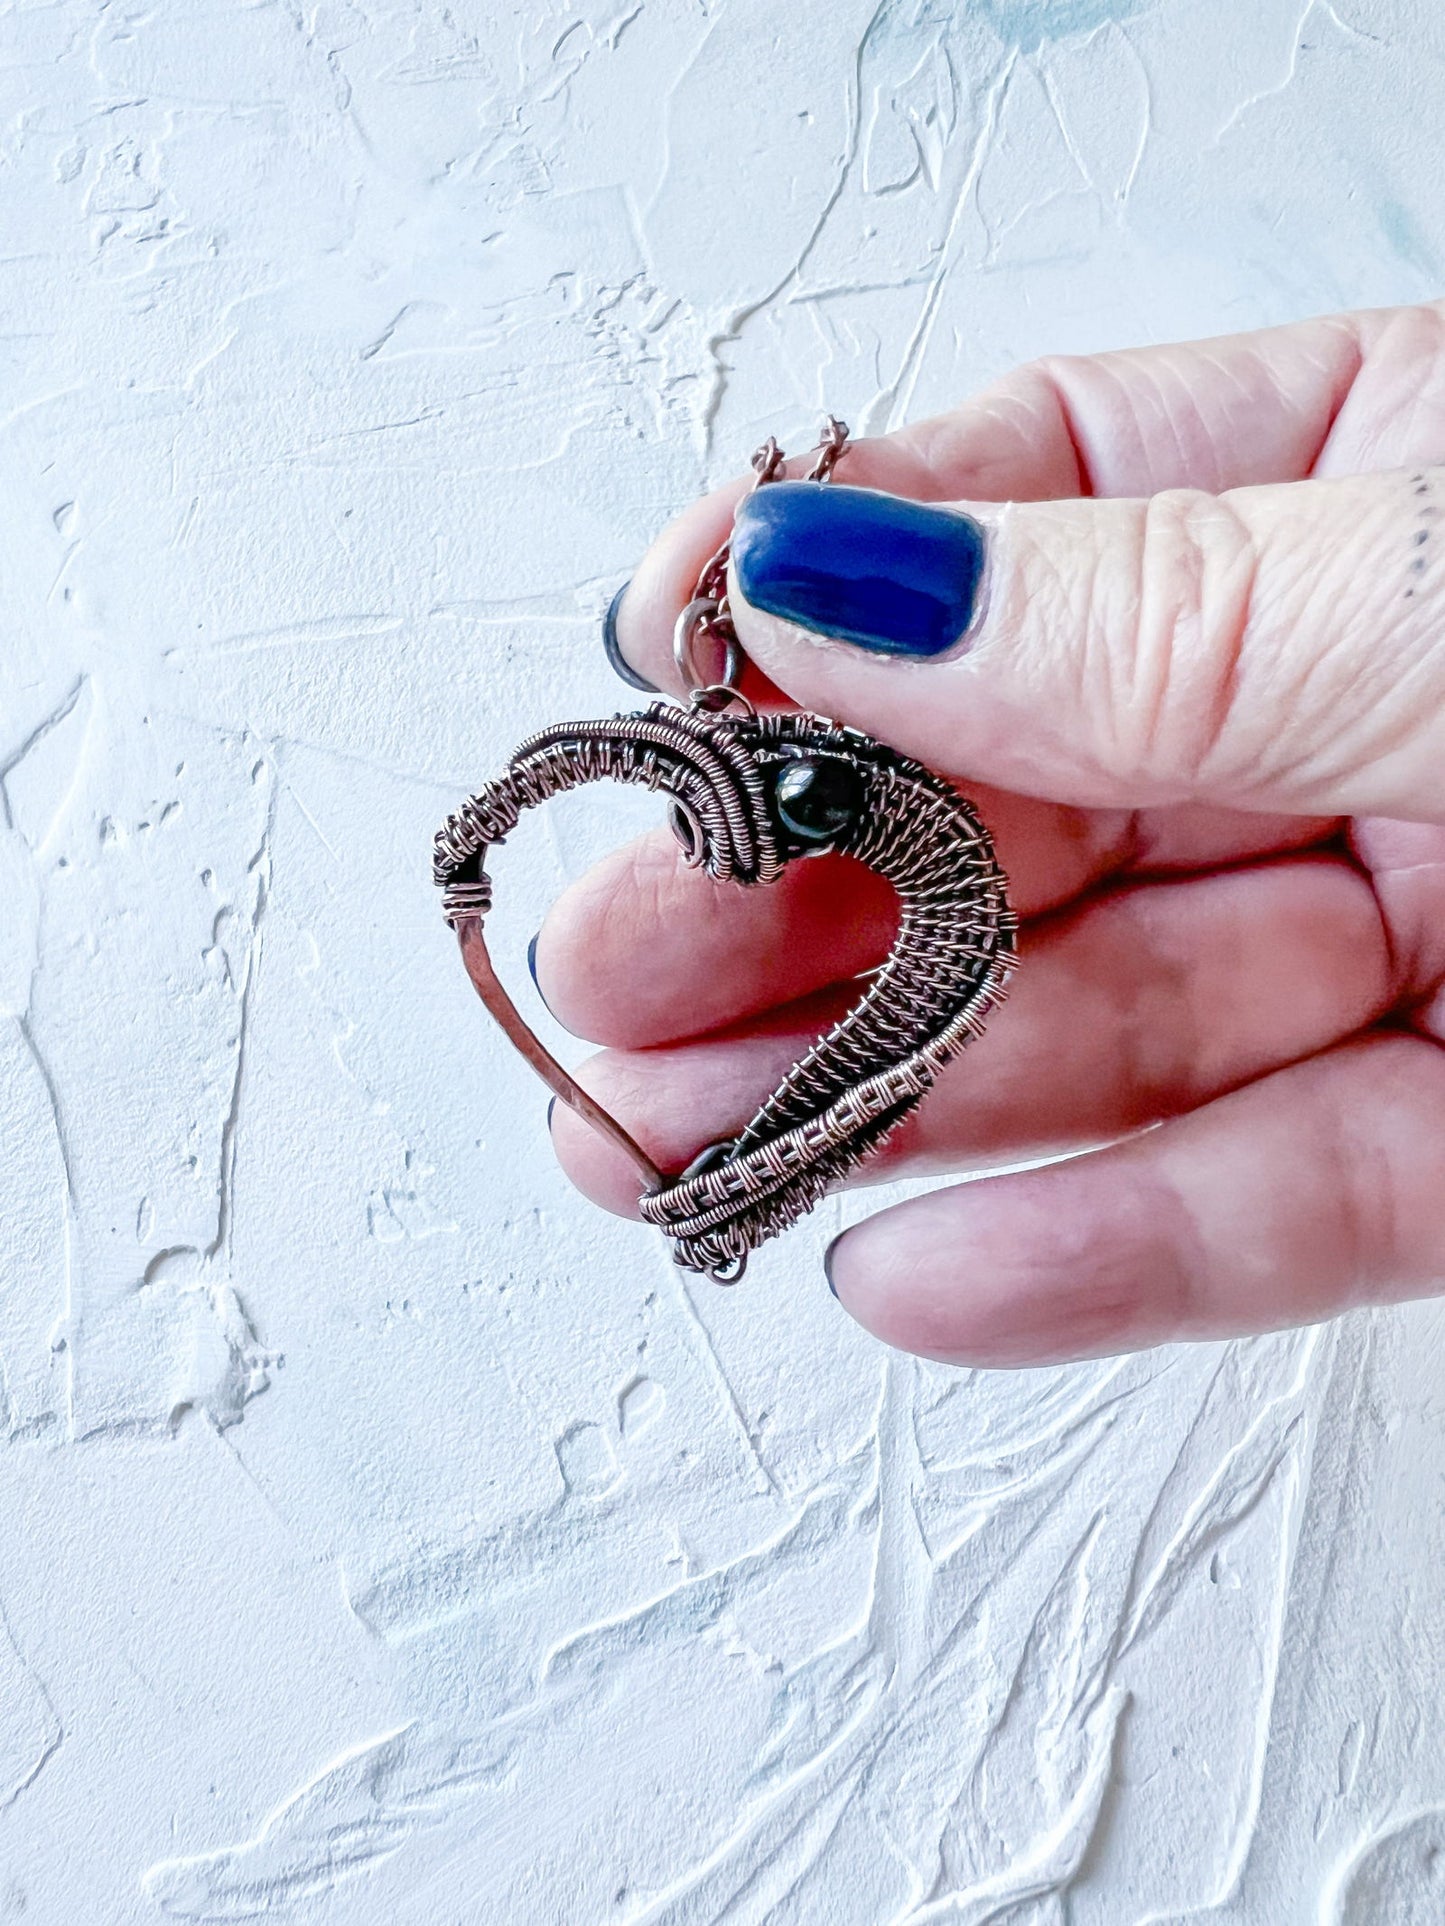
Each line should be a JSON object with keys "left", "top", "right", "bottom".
{"left": 434, "top": 701, "right": 1017, "bottom": 1282}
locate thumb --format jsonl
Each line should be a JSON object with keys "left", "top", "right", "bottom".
{"left": 728, "top": 468, "right": 1445, "bottom": 821}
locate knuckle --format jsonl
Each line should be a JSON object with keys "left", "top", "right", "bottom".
{"left": 1105, "top": 487, "right": 1258, "bottom": 792}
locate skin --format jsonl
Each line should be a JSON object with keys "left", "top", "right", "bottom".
{"left": 533, "top": 299, "right": 1445, "bottom": 1368}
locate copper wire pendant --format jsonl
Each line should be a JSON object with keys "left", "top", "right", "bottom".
{"left": 433, "top": 422, "right": 1018, "bottom": 1282}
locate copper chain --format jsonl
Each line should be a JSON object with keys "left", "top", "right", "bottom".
{"left": 673, "top": 415, "right": 850, "bottom": 706}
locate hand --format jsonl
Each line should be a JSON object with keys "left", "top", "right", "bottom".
{"left": 534, "top": 301, "right": 1445, "bottom": 1368}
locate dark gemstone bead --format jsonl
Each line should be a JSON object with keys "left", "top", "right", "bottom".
{"left": 680, "top": 1139, "right": 735, "bottom": 1181}
{"left": 774, "top": 755, "right": 864, "bottom": 845}
{"left": 668, "top": 799, "right": 702, "bottom": 863}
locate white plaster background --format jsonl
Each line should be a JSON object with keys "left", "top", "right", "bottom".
{"left": 2, "top": 0, "right": 1444, "bottom": 1919}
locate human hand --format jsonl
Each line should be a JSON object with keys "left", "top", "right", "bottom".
{"left": 534, "top": 302, "right": 1445, "bottom": 1367}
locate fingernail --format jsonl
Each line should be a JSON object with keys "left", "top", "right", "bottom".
{"left": 528, "top": 932, "right": 554, "bottom": 1019}
{"left": 733, "top": 483, "right": 986, "bottom": 658}
{"left": 823, "top": 1230, "right": 845, "bottom": 1299}
{"left": 602, "top": 580, "right": 658, "bottom": 692}
{"left": 546, "top": 1095, "right": 557, "bottom": 1132}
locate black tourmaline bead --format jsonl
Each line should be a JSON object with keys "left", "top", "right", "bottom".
{"left": 667, "top": 800, "right": 702, "bottom": 863}
{"left": 680, "top": 1139, "right": 735, "bottom": 1181}
{"left": 774, "top": 755, "right": 865, "bottom": 846}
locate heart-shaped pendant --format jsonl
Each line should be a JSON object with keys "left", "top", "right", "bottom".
{"left": 434, "top": 419, "right": 1016, "bottom": 1281}
{"left": 433, "top": 695, "right": 1016, "bottom": 1282}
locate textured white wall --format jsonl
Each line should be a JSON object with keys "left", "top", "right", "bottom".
{"left": 2, "top": 0, "right": 1444, "bottom": 1918}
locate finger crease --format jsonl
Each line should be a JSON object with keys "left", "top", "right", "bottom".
{"left": 1302, "top": 324, "right": 1367, "bottom": 477}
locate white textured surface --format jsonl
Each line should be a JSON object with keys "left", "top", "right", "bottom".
{"left": 2, "top": 1, "right": 1444, "bottom": 1918}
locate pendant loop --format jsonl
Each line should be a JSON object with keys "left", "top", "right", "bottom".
{"left": 673, "top": 597, "right": 742, "bottom": 698}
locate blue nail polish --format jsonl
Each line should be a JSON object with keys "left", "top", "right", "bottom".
{"left": 823, "top": 1231, "right": 844, "bottom": 1298}
{"left": 733, "top": 484, "right": 986, "bottom": 658}
{"left": 601, "top": 580, "right": 658, "bottom": 692}
{"left": 528, "top": 932, "right": 556, "bottom": 1020}
{"left": 546, "top": 1095, "right": 557, "bottom": 1131}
